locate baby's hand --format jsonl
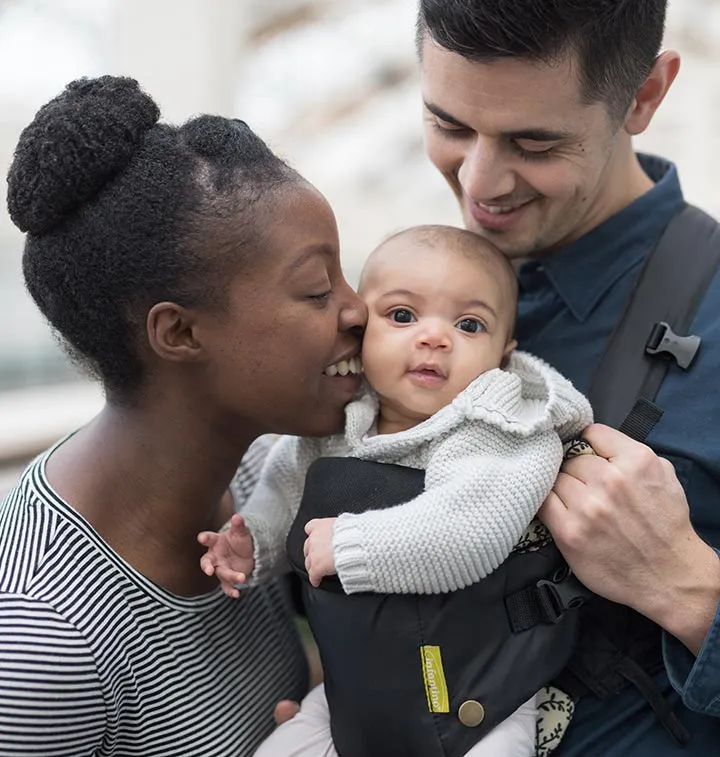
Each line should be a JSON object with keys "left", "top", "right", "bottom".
{"left": 303, "top": 517, "right": 338, "bottom": 587}
{"left": 198, "top": 514, "right": 255, "bottom": 599}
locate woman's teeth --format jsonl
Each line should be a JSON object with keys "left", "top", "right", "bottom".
{"left": 323, "top": 356, "right": 362, "bottom": 377}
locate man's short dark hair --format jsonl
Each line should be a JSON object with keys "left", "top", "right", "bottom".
{"left": 417, "top": 0, "right": 667, "bottom": 123}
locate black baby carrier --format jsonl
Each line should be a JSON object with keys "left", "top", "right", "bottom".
{"left": 287, "top": 458, "right": 584, "bottom": 757}
{"left": 285, "top": 204, "right": 720, "bottom": 757}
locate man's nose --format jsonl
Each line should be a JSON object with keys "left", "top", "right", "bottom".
{"left": 458, "top": 137, "right": 516, "bottom": 202}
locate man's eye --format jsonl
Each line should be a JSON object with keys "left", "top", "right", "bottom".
{"left": 389, "top": 308, "right": 415, "bottom": 324}
{"left": 431, "top": 117, "right": 469, "bottom": 138}
{"left": 456, "top": 318, "right": 484, "bottom": 334}
{"left": 512, "top": 141, "right": 556, "bottom": 162}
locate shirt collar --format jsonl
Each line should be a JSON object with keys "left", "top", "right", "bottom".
{"left": 519, "top": 154, "right": 685, "bottom": 322}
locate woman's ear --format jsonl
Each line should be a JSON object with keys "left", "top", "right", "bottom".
{"left": 146, "top": 302, "right": 203, "bottom": 363}
{"left": 624, "top": 51, "right": 681, "bottom": 136}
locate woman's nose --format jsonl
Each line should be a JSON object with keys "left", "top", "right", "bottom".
{"left": 339, "top": 285, "right": 367, "bottom": 334}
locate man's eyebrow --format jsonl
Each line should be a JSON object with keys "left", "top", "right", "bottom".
{"left": 424, "top": 101, "right": 573, "bottom": 142}
{"left": 424, "top": 101, "right": 469, "bottom": 129}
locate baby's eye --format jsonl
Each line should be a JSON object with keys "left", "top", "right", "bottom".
{"left": 456, "top": 318, "right": 484, "bottom": 334}
{"left": 389, "top": 308, "right": 415, "bottom": 324}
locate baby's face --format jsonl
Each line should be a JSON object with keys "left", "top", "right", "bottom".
{"left": 360, "top": 240, "right": 516, "bottom": 425}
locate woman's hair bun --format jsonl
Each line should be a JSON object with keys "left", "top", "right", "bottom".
{"left": 7, "top": 76, "right": 160, "bottom": 235}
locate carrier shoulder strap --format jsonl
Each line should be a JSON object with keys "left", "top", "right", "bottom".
{"left": 589, "top": 203, "right": 720, "bottom": 434}
{"left": 558, "top": 203, "right": 720, "bottom": 747}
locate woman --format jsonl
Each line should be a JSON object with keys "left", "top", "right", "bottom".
{"left": 0, "top": 75, "right": 365, "bottom": 756}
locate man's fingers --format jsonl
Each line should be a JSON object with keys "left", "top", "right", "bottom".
{"left": 537, "top": 489, "right": 569, "bottom": 535}
{"left": 580, "top": 422, "right": 650, "bottom": 460}
{"left": 274, "top": 700, "right": 300, "bottom": 725}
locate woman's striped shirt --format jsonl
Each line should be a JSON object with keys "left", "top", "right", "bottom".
{"left": 0, "top": 438, "right": 308, "bottom": 756}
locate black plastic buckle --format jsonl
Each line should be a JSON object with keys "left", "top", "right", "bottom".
{"left": 645, "top": 321, "right": 700, "bottom": 369}
{"left": 536, "top": 566, "right": 589, "bottom": 623}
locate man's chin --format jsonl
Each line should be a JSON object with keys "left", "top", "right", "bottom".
{"left": 462, "top": 219, "right": 537, "bottom": 261}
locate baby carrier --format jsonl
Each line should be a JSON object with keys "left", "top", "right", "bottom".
{"left": 285, "top": 204, "right": 720, "bottom": 757}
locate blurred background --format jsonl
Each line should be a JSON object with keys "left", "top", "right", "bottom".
{"left": 0, "top": 0, "right": 718, "bottom": 493}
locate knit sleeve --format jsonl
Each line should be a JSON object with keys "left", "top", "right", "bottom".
{"left": 240, "top": 435, "right": 322, "bottom": 584}
{"left": 332, "top": 423, "right": 563, "bottom": 595}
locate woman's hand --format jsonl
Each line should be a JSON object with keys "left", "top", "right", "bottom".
{"left": 197, "top": 513, "right": 255, "bottom": 599}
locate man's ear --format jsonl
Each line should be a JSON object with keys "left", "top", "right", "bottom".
{"left": 501, "top": 338, "right": 517, "bottom": 369}
{"left": 625, "top": 51, "right": 681, "bottom": 136}
{"left": 146, "top": 302, "right": 203, "bottom": 363}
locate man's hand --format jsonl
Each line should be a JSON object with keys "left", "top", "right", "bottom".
{"left": 540, "top": 423, "right": 720, "bottom": 654}
{"left": 197, "top": 513, "right": 255, "bottom": 599}
{"left": 304, "top": 518, "right": 337, "bottom": 587}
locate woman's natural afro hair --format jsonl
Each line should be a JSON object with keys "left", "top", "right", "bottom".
{"left": 7, "top": 76, "right": 300, "bottom": 401}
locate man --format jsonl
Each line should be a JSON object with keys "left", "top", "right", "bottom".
{"left": 417, "top": 0, "right": 720, "bottom": 754}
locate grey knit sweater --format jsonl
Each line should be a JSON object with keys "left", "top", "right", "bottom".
{"left": 241, "top": 351, "right": 593, "bottom": 596}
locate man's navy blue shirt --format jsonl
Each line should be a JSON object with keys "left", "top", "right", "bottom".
{"left": 516, "top": 155, "right": 720, "bottom": 755}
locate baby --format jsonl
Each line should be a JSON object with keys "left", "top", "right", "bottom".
{"left": 199, "top": 225, "right": 593, "bottom": 757}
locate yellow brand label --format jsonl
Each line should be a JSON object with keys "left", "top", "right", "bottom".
{"left": 420, "top": 645, "right": 450, "bottom": 713}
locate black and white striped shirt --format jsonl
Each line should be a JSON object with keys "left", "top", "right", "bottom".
{"left": 0, "top": 438, "right": 308, "bottom": 756}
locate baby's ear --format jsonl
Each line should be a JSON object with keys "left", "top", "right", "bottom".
{"left": 501, "top": 339, "right": 517, "bottom": 368}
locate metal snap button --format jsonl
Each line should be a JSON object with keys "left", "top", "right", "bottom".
{"left": 458, "top": 700, "right": 485, "bottom": 727}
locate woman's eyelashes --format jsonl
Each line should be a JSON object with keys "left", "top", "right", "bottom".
{"left": 306, "top": 288, "right": 333, "bottom": 306}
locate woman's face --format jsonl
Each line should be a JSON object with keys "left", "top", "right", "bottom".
{"left": 196, "top": 183, "right": 366, "bottom": 438}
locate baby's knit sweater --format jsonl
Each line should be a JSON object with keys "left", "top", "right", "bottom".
{"left": 241, "top": 351, "right": 593, "bottom": 596}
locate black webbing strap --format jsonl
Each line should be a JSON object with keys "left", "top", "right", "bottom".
{"left": 589, "top": 204, "right": 720, "bottom": 435}
{"left": 617, "top": 398, "right": 664, "bottom": 441}
{"left": 507, "top": 568, "right": 594, "bottom": 633}
{"left": 552, "top": 204, "right": 720, "bottom": 746}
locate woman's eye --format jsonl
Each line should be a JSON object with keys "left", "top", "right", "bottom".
{"left": 308, "top": 290, "right": 331, "bottom": 305}
{"left": 389, "top": 308, "right": 415, "bottom": 324}
{"left": 456, "top": 318, "right": 484, "bottom": 334}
